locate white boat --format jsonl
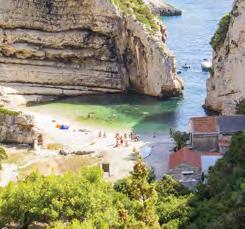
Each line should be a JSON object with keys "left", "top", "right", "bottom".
{"left": 201, "top": 59, "right": 212, "bottom": 71}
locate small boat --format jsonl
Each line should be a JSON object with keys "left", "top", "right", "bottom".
{"left": 182, "top": 63, "right": 191, "bottom": 69}
{"left": 201, "top": 59, "right": 212, "bottom": 71}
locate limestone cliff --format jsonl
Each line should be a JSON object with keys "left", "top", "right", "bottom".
{"left": 0, "top": 108, "right": 41, "bottom": 145}
{"left": 205, "top": 0, "right": 245, "bottom": 114}
{"left": 144, "top": 0, "right": 182, "bottom": 16}
{"left": 0, "top": 0, "right": 183, "bottom": 105}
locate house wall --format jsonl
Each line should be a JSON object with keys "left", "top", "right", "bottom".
{"left": 168, "top": 163, "right": 201, "bottom": 189}
{"left": 192, "top": 134, "right": 218, "bottom": 152}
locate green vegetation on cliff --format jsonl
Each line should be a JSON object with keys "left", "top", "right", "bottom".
{"left": 210, "top": 14, "right": 231, "bottom": 51}
{"left": 0, "top": 107, "right": 21, "bottom": 116}
{"left": 110, "top": 0, "right": 159, "bottom": 33}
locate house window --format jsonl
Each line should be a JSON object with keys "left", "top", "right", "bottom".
{"left": 182, "top": 171, "right": 194, "bottom": 175}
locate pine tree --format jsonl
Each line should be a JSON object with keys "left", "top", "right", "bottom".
{"left": 128, "top": 159, "right": 160, "bottom": 229}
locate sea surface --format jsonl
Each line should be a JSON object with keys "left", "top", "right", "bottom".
{"left": 30, "top": 0, "right": 233, "bottom": 135}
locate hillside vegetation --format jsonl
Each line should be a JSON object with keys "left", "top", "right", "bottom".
{"left": 210, "top": 14, "right": 231, "bottom": 51}
{"left": 110, "top": 0, "right": 159, "bottom": 33}
{"left": 188, "top": 131, "right": 245, "bottom": 228}
{"left": 0, "top": 132, "right": 244, "bottom": 228}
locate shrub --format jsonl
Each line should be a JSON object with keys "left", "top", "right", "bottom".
{"left": 236, "top": 99, "right": 245, "bottom": 114}
{"left": 0, "top": 146, "right": 8, "bottom": 169}
{"left": 111, "top": 0, "right": 159, "bottom": 33}
{"left": 0, "top": 107, "right": 21, "bottom": 116}
{"left": 210, "top": 14, "right": 231, "bottom": 51}
{"left": 169, "top": 128, "right": 190, "bottom": 150}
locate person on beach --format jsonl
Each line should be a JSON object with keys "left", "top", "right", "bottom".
{"left": 98, "top": 131, "right": 102, "bottom": 137}
{"left": 103, "top": 132, "right": 107, "bottom": 138}
{"left": 124, "top": 133, "right": 127, "bottom": 139}
{"left": 130, "top": 132, "right": 133, "bottom": 140}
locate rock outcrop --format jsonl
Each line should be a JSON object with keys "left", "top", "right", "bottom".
{"left": 0, "top": 0, "right": 183, "bottom": 105}
{"left": 144, "top": 0, "right": 182, "bottom": 16}
{"left": 0, "top": 109, "right": 41, "bottom": 145}
{"left": 205, "top": 0, "right": 245, "bottom": 114}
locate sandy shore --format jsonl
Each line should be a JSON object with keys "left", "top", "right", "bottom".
{"left": 21, "top": 107, "right": 146, "bottom": 181}
{"left": 0, "top": 106, "right": 174, "bottom": 185}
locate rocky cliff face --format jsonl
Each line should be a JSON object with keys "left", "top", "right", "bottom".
{"left": 205, "top": 0, "right": 245, "bottom": 114}
{"left": 0, "top": 0, "right": 183, "bottom": 105}
{"left": 144, "top": 0, "right": 182, "bottom": 16}
{"left": 0, "top": 109, "right": 41, "bottom": 145}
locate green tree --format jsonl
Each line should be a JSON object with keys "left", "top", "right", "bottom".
{"left": 188, "top": 132, "right": 245, "bottom": 229}
{"left": 0, "top": 168, "right": 119, "bottom": 228}
{"left": 170, "top": 129, "right": 190, "bottom": 150}
{"left": 127, "top": 160, "right": 160, "bottom": 228}
{"left": 0, "top": 146, "right": 8, "bottom": 169}
{"left": 236, "top": 99, "right": 245, "bottom": 114}
{"left": 156, "top": 176, "right": 192, "bottom": 228}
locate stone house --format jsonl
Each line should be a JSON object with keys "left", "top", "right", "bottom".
{"left": 189, "top": 115, "right": 245, "bottom": 152}
{"left": 168, "top": 147, "right": 201, "bottom": 188}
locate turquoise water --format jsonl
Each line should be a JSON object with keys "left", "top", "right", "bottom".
{"left": 163, "top": 0, "right": 233, "bottom": 130}
{"left": 31, "top": 0, "right": 233, "bottom": 134}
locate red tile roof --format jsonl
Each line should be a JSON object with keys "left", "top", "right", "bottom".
{"left": 169, "top": 147, "right": 201, "bottom": 169}
{"left": 190, "top": 116, "right": 218, "bottom": 133}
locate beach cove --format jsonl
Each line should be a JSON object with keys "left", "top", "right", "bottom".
{"left": 0, "top": 0, "right": 233, "bottom": 185}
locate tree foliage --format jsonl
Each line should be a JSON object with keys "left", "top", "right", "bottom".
{"left": 0, "top": 132, "right": 244, "bottom": 228}
{"left": 170, "top": 128, "right": 190, "bottom": 150}
{"left": 0, "top": 146, "right": 8, "bottom": 170}
{"left": 188, "top": 131, "right": 245, "bottom": 229}
{"left": 236, "top": 99, "right": 245, "bottom": 114}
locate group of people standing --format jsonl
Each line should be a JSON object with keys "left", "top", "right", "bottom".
{"left": 114, "top": 132, "right": 140, "bottom": 147}
{"left": 97, "top": 131, "right": 140, "bottom": 147}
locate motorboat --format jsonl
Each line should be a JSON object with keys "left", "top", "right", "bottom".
{"left": 201, "top": 59, "right": 212, "bottom": 71}
{"left": 182, "top": 63, "right": 191, "bottom": 69}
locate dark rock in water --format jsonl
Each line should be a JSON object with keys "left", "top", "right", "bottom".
{"left": 144, "top": 0, "right": 182, "bottom": 16}
{"left": 177, "top": 71, "right": 182, "bottom": 74}
{"left": 160, "top": 4, "right": 182, "bottom": 16}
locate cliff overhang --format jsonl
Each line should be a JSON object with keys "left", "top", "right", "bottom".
{"left": 0, "top": 0, "right": 183, "bottom": 106}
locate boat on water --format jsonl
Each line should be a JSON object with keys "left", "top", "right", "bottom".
{"left": 182, "top": 63, "right": 191, "bottom": 69}
{"left": 201, "top": 59, "right": 212, "bottom": 71}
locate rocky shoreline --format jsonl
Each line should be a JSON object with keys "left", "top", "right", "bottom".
{"left": 144, "top": 0, "right": 182, "bottom": 16}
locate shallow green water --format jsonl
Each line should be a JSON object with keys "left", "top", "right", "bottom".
{"left": 30, "top": 94, "right": 180, "bottom": 134}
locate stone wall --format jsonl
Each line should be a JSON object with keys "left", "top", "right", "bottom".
{"left": 168, "top": 163, "right": 201, "bottom": 189}
{"left": 0, "top": 0, "right": 183, "bottom": 105}
{"left": 192, "top": 134, "right": 219, "bottom": 152}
